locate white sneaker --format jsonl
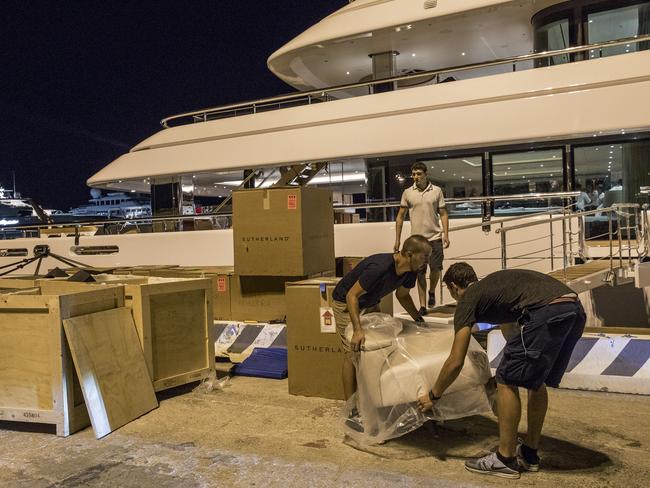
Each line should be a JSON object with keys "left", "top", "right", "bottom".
{"left": 465, "top": 452, "right": 521, "bottom": 479}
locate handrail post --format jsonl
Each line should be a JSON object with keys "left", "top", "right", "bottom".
{"left": 616, "top": 208, "right": 623, "bottom": 269}
{"left": 561, "top": 215, "right": 568, "bottom": 273}
{"left": 609, "top": 210, "right": 614, "bottom": 274}
{"left": 549, "top": 213, "right": 554, "bottom": 270}
{"left": 567, "top": 206, "right": 574, "bottom": 264}
{"left": 627, "top": 211, "right": 632, "bottom": 264}
{"left": 577, "top": 213, "right": 586, "bottom": 262}
{"left": 500, "top": 231, "right": 507, "bottom": 270}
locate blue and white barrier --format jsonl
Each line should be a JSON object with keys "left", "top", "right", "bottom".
{"left": 487, "top": 330, "right": 650, "bottom": 395}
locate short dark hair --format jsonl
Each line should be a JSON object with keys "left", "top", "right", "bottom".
{"left": 401, "top": 235, "right": 431, "bottom": 256}
{"left": 411, "top": 162, "right": 427, "bottom": 174}
{"left": 443, "top": 262, "right": 478, "bottom": 289}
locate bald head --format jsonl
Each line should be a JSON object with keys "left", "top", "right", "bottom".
{"left": 401, "top": 235, "right": 431, "bottom": 256}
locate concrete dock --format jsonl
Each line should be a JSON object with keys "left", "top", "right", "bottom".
{"left": 1, "top": 377, "right": 649, "bottom": 487}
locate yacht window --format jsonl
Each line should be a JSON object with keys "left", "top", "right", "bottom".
{"left": 534, "top": 18, "right": 571, "bottom": 66}
{"left": 418, "top": 156, "right": 483, "bottom": 218}
{"left": 587, "top": 2, "right": 650, "bottom": 58}
{"left": 574, "top": 139, "right": 650, "bottom": 238}
{"left": 492, "top": 149, "right": 564, "bottom": 215}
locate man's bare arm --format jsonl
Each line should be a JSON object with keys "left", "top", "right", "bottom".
{"left": 396, "top": 286, "right": 422, "bottom": 321}
{"left": 417, "top": 327, "right": 472, "bottom": 411}
{"left": 394, "top": 207, "right": 407, "bottom": 252}
{"left": 439, "top": 207, "right": 450, "bottom": 248}
{"left": 346, "top": 281, "right": 367, "bottom": 351}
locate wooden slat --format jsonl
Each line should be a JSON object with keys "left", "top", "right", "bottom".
{"left": 63, "top": 307, "right": 158, "bottom": 439}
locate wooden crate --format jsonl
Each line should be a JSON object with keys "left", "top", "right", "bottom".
{"left": 0, "top": 277, "right": 41, "bottom": 293}
{"left": 0, "top": 286, "right": 124, "bottom": 436}
{"left": 39, "top": 277, "right": 214, "bottom": 391}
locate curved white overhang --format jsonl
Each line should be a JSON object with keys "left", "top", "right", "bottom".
{"left": 267, "top": 0, "right": 543, "bottom": 89}
{"left": 88, "top": 51, "right": 650, "bottom": 189}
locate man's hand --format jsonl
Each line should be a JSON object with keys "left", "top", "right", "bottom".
{"left": 350, "top": 330, "right": 365, "bottom": 352}
{"left": 417, "top": 391, "right": 436, "bottom": 413}
{"left": 442, "top": 235, "right": 450, "bottom": 248}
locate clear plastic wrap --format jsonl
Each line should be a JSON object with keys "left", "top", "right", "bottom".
{"left": 344, "top": 313, "right": 494, "bottom": 445}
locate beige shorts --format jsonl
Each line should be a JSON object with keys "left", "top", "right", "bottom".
{"left": 332, "top": 299, "right": 380, "bottom": 353}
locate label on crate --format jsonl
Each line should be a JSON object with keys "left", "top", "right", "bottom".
{"left": 320, "top": 307, "right": 336, "bottom": 333}
{"left": 217, "top": 277, "right": 227, "bottom": 292}
{"left": 287, "top": 194, "right": 297, "bottom": 210}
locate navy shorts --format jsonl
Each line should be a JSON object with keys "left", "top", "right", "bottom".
{"left": 496, "top": 301, "right": 586, "bottom": 390}
{"left": 428, "top": 239, "right": 444, "bottom": 271}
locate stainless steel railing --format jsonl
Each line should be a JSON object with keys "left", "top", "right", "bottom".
{"left": 0, "top": 191, "right": 580, "bottom": 239}
{"left": 496, "top": 204, "right": 648, "bottom": 282}
{"left": 161, "top": 34, "right": 650, "bottom": 128}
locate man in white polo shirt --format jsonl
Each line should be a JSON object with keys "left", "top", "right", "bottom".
{"left": 394, "top": 162, "right": 450, "bottom": 315}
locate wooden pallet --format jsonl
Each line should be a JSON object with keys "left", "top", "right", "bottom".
{"left": 0, "top": 286, "right": 124, "bottom": 436}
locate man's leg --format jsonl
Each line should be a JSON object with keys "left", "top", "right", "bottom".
{"left": 497, "top": 383, "right": 521, "bottom": 458}
{"left": 465, "top": 382, "right": 521, "bottom": 479}
{"left": 429, "top": 269, "right": 440, "bottom": 304}
{"left": 525, "top": 385, "right": 548, "bottom": 449}
{"left": 342, "top": 353, "right": 357, "bottom": 400}
{"left": 428, "top": 239, "right": 444, "bottom": 307}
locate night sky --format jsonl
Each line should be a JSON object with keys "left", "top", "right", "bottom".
{"left": 2, "top": 1, "right": 345, "bottom": 210}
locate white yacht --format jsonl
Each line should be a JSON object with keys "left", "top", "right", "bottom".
{"left": 68, "top": 189, "right": 151, "bottom": 220}
{"left": 2, "top": 0, "right": 650, "bottom": 316}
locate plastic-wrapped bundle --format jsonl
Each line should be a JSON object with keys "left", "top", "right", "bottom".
{"left": 344, "top": 313, "right": 493, "bottom": 445}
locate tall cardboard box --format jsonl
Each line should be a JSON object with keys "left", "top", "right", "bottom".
{"left": 335, "top": 256, "right": 365, "bottom": 277}
{"left": 285, "top": 278, "right": 393, "bottom": 400}
{"left": 233, "top": 187, "right": 335, "bottom": 276}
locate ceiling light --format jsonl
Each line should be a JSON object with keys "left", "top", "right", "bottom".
{"left": 346, "top": 71, "right": 350, "bottom": 75}
{"left": 468, "top": 178, "right": 472, "bottom": 182}
{"left": 442, "top": 169, "right": 446, "bottom": 173}
{"left": 406, "top": 25, "right": 412, "bottom": 30}
{"left": 540, "top": 164, "right": 544, "bottom": 167}
{"left": 395, "top": 27, "right": 401, "bottom": 32}
{"left": 411, "top": 53, "right": 416, "bottom": 57}
{"left": 461, "top": 52, "right": 466, "bottom": 56}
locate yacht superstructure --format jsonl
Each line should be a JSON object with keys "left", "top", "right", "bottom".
{"left": 2, "top": 0, "right": 650, "bottom": 300}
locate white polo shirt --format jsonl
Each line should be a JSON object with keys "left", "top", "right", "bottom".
{"left": 400, "top": 182, "right": 446, "bottom": 240}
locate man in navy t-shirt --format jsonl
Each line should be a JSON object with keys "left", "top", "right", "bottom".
{"left": 332, "top": 235, "right": 431, "bottom": 401}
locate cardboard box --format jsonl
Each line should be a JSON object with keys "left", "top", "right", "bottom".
{"left": 335, "top": 256, "right": 365, "bottom": 277}
{"left": 285, "top": 278, "right": 393, "bottom": 400}
{"left": 233, "top": 187, "right": 335, "bottom": 276}
{"left": 145, "top": 265, "right": 334, "bottom": 322}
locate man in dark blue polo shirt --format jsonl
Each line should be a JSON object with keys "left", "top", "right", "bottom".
{"left": 332, "top": 234, "right": 431, "bottom": 401}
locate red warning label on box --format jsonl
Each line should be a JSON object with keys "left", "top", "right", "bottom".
{"left": 287, "top": 194, "right": 297, "bottom": 210}
{"left": 217, "top": 277, "right": 227, "bottom": 292}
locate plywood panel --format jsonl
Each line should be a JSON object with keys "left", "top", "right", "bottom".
{"left": 63, "top": 307, "right": 158, "bottom": 438}
{"left": 0, "top": 312, "right": 55, "bottom": 410}
{"left": 149, "top": 289, "right": 206, "bottom": 380}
